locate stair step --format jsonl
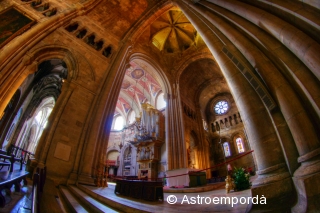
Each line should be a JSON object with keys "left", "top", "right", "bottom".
{"left": 68, "top": 185, "right": 121, "bottom": 213}
{"left": 77, "top": 184, "right": 150, "bottom": 213}
{"left": 59, "top": 186, "right": 88, "bottom": 213}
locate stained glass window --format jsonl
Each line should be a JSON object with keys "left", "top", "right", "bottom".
{"left": 236, "top": 137, "right": 245, "bottom": 153}
{"left": 223, "top": 142, "right": 231, "bottom": 157}
{"left": 214, "top": 101, "right": 229, "bottom": 114}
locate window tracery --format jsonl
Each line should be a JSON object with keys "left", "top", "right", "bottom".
{"left": 214, "top": 100, "right": 229, "bottom": 115}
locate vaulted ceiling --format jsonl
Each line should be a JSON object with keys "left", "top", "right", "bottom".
{"left": 150, "top": 8, "right": 199, "bottom": 53}
{"left": 179, "top": 58, "right": 228, "bottom": 113}
{"left": 115, "top": 61, "right": 162, "bottom": 117}
{"left": 114, "top": 6, "right": 227, "bottom": 120}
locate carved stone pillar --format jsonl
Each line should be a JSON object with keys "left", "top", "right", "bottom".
{"left": 196, "top": 1, "right": 320, "bottom": 212}
{"left": 77, "top": 44, "right": 133, "bottom": 185}
{"left": 194, "top": 104, "right": 211, "bottom": 178}
{"left": 166, "top": 83, "right": 187, "bottom": 170}
{"left": 175, "top": 0, "right": 292, "bottom": 210}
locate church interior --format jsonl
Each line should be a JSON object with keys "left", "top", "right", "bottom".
{"left": 0, "top": 0, "right": 319, "bottom": 212}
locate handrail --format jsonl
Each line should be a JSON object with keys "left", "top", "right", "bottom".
{"left": 7, "top": 144, "right": 35, "bottom": 163}
{"left": 31, "top": 166, "right": 46, "bottom": 213}
{"left": 32, "top": 173, "right": 39, "bottom": 213}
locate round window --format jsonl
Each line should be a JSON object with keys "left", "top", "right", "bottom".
{"left": 214, "top": 100, "right": 229, "bottom": 114}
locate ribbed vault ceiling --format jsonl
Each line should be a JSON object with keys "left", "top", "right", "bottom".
{"left": 115, "top": 61, "right": 162, "bottom": 117}
{"left": 150, "top": 9, "right": 198, "bottom": 53}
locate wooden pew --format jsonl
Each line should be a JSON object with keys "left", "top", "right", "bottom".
{"left": 0, "top": 154, "right": 24, "bottom": 172}
{"left": 0, "top": 170, "right": 29, "bottom": 207}
{"left": 0, "top": 150, "right": 10, "bottom": 170}
{"left": 0, "top": 154, "right": 28, "bottom": 208}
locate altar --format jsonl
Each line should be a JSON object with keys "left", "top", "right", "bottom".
{"left": 166, "top": 168, "right": 206, "bottom": 187}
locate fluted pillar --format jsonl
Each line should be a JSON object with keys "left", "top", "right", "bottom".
{"left": 194, "top": 104, "right": 211, "bottom": 178}
{"left": 197, "top": 1, "right": 320, "bottom": 212}
{"left": 175, "top": 0, "right": 292, "bottom": 210}
{"left": 205, "top": 0, "right": 320, "bottom": 81}
{"left": 166, "top": 82, "right": 187, "bottom": 170}
{"left": 77, "top": 43, "right": 133, "bottom": 185}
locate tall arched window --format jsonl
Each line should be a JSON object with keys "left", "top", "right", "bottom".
{"left": 156, "top": 92, "right": 166, "bottom": 110}
{"left": 113, "top": 115, "right": 124, "bottom": 130}
{"left": 127, "top": 110, "right": 136, "bottom": 124}
{"left": 236, "top": 137, "right": 245, "bottom": 153}
{"left": 223, "top": 142, "right": 231, "bottom": 157}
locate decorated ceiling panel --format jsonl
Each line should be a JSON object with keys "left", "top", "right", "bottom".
{"left": 115, "top": 61, "right": 162, "bottom": 117}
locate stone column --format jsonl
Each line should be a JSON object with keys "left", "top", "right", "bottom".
{"left": 166, "top": 82, "right": 187, "bottom": 170}
{"left": 194, "top": 104, "right": 211, "bottom": 178}
{"left": 175, "top": 0, "right": 292, "bottom": 209}
{"left": 205, "top": 0, "right": 320, "bottom": 81}
{"left": 77, "top": 44, "right": 132, "bottom": 185}
{"left": 197, "top": 1, "right": 320, "bottom": 212}
{"left": 34, "top": 81, "right": 76, "bottom": 167}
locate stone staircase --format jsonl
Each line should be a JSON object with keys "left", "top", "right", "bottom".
{"left": 59, "top": 185, "right": 121, "bottom": 213}
{"left": 57, "top": 182, "right": 229, "bottom": 213}
{"left": 58, "top": 184, "right": 150, "bottom": 213}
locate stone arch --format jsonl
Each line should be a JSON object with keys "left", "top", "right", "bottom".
{"left": 106, "top": 147, "right": 120, "bottom": 154}
{"left": 128, "top": 53, "right": 172, "bottom": 99}
{"left": 175, "top": 51, "right": 215, "bottom": 82}
{"left": 0, "top": 45, "right": 78, "bottom": 116}
{"left": 25, "top": 45, "right": 78, "bottom": 81}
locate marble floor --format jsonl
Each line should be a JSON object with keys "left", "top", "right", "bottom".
{"left": 82, "top": 182, "right": 252, "bottom": 213}
{"left": 1, "top": 167, "right": 256, "bottom": 213}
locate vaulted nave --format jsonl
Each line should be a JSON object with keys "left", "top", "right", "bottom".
{"left": 0, "top": 0, "right": 319, "bottom": 212}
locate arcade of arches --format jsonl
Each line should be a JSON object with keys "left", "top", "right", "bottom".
{"left": 0, "top": 0, "right": 319, "bottom": 212}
